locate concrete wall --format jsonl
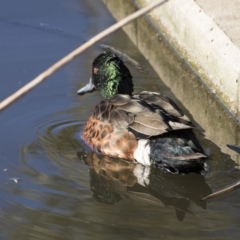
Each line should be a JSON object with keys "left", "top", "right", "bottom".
{"left": 139, "top": 0, "right": 240, "bottom": 116}
{"left": 102, "top": 0, "right": 240, "bottom": 162}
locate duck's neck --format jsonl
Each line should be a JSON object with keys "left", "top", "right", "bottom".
{"left": 98, "top": 75, "right": 134, "bottom": 98}
{"left": 117, "top": 76, "right": 134, "bottom": 96}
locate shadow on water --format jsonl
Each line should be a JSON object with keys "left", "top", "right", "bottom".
{"left": 81, "top": 152, "right": 212, "bottom": 222}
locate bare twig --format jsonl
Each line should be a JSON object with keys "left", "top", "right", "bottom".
{"left": 0, "top": 0, "right": 167, "bottom": 111}
{"left": 202, "top": 181, "right": 240, "bottom": 201}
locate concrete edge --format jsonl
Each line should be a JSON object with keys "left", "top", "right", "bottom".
{"left": 139, "top": 0, "right": 240, "bottom": 117}
{"left": 103, "top": 0, "right": 240, "bottom": 120}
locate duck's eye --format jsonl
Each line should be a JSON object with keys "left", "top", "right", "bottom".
{"left": 93, "top": 68, "right": 99, "bottom": 74}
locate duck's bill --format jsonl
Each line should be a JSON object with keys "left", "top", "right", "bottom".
{"left": 226, "top": 144, "right": 240, "bottom": 154}
{"left": 77, "top": 77, "right": 95, "bottom": 95}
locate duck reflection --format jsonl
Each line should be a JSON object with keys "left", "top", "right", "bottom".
{"left": 79, "top": 152, "right": 212, "bottom": 221}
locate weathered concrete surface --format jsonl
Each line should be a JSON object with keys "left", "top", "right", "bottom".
{"left": 103, "top": 0, "right": 240, "bottom": 117}
{"left": 139, "top": 0, "right": 240, "bottom": 117}
{"left": 102, "top": 0, "right": 240, "bottom": 162}
{"left": 196, "top": 0, "right": 240, "bottom": 49}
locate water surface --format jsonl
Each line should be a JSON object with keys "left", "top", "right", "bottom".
{"left": 0, "top": 0, "right": 240, "bottom": 239}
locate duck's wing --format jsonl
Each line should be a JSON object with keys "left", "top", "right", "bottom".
{"left": 93, "top": 94, "right": 194, "bottom": 139}
{"left": 136, "top": 91, "right": 195, "bottom": 129}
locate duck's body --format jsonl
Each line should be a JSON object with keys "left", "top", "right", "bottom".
{"left": 78, "top": 52, "right": 207, "bottom": 173}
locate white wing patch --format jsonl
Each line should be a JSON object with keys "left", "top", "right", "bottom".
{"left": 133, "top": 139, "right": 151, "bottom": 165}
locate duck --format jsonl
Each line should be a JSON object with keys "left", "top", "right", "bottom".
{"left": 77, "top": 51, "right": 208, "bottom": 174}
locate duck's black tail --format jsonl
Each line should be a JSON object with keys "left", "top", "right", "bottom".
{"left": 149, "top": 130, "right": 207, "bottom": 174}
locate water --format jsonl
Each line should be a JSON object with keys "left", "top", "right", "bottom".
{"left": 0, "top": 0, "right": 240, "bottom": 239}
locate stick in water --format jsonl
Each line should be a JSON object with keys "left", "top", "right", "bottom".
{"left": 202, "top": 181, "right": 240, "bottom": 201}
{"left": 0, "top": 0, "right": 168, "bottom": 112}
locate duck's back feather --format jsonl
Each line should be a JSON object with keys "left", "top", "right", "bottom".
{"left": 93, "top": 92, "right": 194, "bottom": 138}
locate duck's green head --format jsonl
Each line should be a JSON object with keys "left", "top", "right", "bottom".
{"left": 77, "top": 51, "right": 134, "bottom": 98}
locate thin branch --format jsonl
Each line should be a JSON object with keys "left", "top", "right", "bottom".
{"left": 0, "top": 0, "right": 168, "bottom": 111}
{"left": 202, "top": 181, "right": 240, "bottom": 201}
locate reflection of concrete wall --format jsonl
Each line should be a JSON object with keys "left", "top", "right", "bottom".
{"left": 102, "top": 0, "right": 240, "bottom": 164}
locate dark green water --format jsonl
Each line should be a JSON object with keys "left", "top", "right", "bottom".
{"left": 0, "top": 0, "right": 240, "bottom": 239}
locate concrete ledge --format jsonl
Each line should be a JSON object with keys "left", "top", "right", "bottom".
{"left": 139, "top": 0, "right": 240, "bottom": 116}
{"left": 102, "top": 0, "right": 240, "bottom": 162}
{"left": 103, "top": 0, "right": 240, "bottom": 117}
